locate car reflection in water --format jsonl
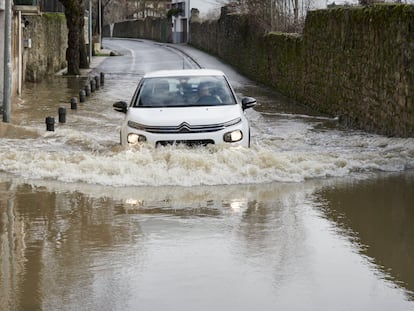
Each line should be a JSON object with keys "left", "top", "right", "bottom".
{"left": 121, "top": 196, "right": 248, "bottom": 217}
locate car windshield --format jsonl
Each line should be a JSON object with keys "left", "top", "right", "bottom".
{"left": 133, "top": 75, "right": 237, "bottom": 107}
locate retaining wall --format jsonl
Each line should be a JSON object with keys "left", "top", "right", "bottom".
{"left": 190, "top": 5, "right": 414, "bottom": 137}
{"left": 23, "top": 13, "right": 67, "bottom": 82}
{"left": 102, "top": 18, "right": 171, "bottom": 43}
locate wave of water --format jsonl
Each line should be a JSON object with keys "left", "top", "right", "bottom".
{"left": 1, "top": 68, "right": 413, "bottom": 188}
{"left": 1, "top": 115, "right": 413, "bottom": 187}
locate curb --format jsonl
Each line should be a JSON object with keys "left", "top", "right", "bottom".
{"left": 56, "top": 50, "right": 113, "bottom": 78}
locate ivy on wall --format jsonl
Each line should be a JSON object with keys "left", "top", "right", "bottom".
{"left": 167, "top": 8, "right": 183, "bottom": 19}
{"left": 189, "top": 4, "right": 414, "bottom": 137}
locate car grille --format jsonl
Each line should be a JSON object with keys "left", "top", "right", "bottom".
{"left": 128, "top": 118, "right": 241, "bottom": 134}
{"left": 156, "top": 139, "right": 215, "bottom": 147}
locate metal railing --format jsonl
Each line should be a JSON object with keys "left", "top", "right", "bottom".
{"left": 40, "top": 0, "right": 64, "bottom": 13}
{"left": 14, "top": 0, "right": 37, "bottom": 5}
{"left": 14, "top": 0, "right": 64, "bottom": 12}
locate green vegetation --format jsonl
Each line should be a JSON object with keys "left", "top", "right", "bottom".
{"left": 190, "top": 4, "right": 414, "bottom": 136}
{"left": 43, "top": 13, "right": 65, "bottom": 22}
{"left": 167, "top": 8, "right": 183, "bottom": 19}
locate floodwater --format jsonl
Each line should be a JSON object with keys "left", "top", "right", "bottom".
{"left": 1, "top": 38, "right": 414, "bottom": 310}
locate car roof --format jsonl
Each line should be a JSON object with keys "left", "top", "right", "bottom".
{"left": 143, "top": 69, "right": 226, "bottom": 79}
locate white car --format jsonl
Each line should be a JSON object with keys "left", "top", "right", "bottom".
{"left": 113, "top": 69, "right": 256, "bottom": 147}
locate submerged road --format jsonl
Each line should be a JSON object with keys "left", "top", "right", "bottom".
{"left": 0, "top": 38, "right": 413, "bottom": 310}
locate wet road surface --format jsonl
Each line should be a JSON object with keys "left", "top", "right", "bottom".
{"left": 0, "top": 38, "right": 414, "bottom": 310}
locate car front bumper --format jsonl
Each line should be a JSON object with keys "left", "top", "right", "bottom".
{"left": 121, "top": 122, "right": 250, "bottom": 148}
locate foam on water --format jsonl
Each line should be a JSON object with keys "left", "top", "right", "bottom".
{"left": 1, "top": 68, "right": 413, "bottom": 188}
{"left": 1, "top": 118, "right": 413, "bottom": 187}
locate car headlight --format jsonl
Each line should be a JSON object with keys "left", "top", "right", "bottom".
{"left": 127, "top": 133, "right": 147, "bottom": 145}
{"left": 223, "top": 130, "right": 243, "bottom": 143}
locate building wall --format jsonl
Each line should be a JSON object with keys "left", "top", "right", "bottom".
{"left": 1, "top": 9, "right": 67, "bottom": 106}
{"left": 171, "top": 0, "right": 189, "bottom": 43}
{"left": 189, "top": 5, "right": 414, "bottom": 137}
{"left": 0, "top": 10, "right": 4, "bottom": 105}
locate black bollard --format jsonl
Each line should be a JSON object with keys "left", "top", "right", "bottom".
{"left": 90, "top": 79, "right": 96, "bottom": 92}
{"left": 58, "top": 107, "right": 66, "bottom": 123}
{"left": 46, "top": 116, "right": 55, "bottom": 131}
{"left": 100, "top": 72, "right": 105, "bottom": 86}
{"left": 79, "top": 89, "right": 86, "bottom": 102}
{"left": 70, "top": 97, "right": 78, "bottom": 110}
{"left": 85, "top": 85, "right": 91, "bottom": 96}
{"left": 94, "top": 75, "right": 100, "bottom": 89}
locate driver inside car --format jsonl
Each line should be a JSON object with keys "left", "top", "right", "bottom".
{"left": 196, "top": 83, "right": 222, "bottom": 104}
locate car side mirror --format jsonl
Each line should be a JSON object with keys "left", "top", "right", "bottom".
{"left": 241, "top": 97, "right": 256, "bottom": 110}
{"left": 113, "top": 101, "right": 128, "bottom": 113}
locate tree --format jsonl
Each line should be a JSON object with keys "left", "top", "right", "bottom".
{"left": 59, "top": 0, "right": 89, "bottom": 75}
{"left": 229, "top": 0, "right": 314, "bottom": 33}
{"left": 92, "top": 0, "right": 115, "bottom": 36}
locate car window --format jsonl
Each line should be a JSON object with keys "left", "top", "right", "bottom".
{"left": 133, "top": 76, "right": 237, "bottom": 107}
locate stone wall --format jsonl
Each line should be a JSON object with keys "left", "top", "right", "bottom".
{"left": 103, "top": 17, "right": 171, "bottom": 43}
{"left": 303, "top": 5, "right": 414, "bottom": 136}
{"left": 23, "top": 13, "right": 67, "bottom": 82}
{"left": 190, "top": 5, "right": 414, "bottom": 137}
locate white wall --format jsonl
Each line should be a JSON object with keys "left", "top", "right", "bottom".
{"left": 171, "top": 0, "right": 189, "bottom": 43}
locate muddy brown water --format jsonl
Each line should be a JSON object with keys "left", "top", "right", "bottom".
{"left": 1, "top": 39, "right": 413, "bottom": 310}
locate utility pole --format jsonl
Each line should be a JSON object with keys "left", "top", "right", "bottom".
{"left": 98, "top": 0, "right": 102, "bottom": 47}
{"left": 3, "top": 0, "right": 11, "bottom": 122}
{"left": 187, "top": 0, "right": 190, "bottom": 43}
{"left": 89, "top": 0, "right": 92, "bottom": 63}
